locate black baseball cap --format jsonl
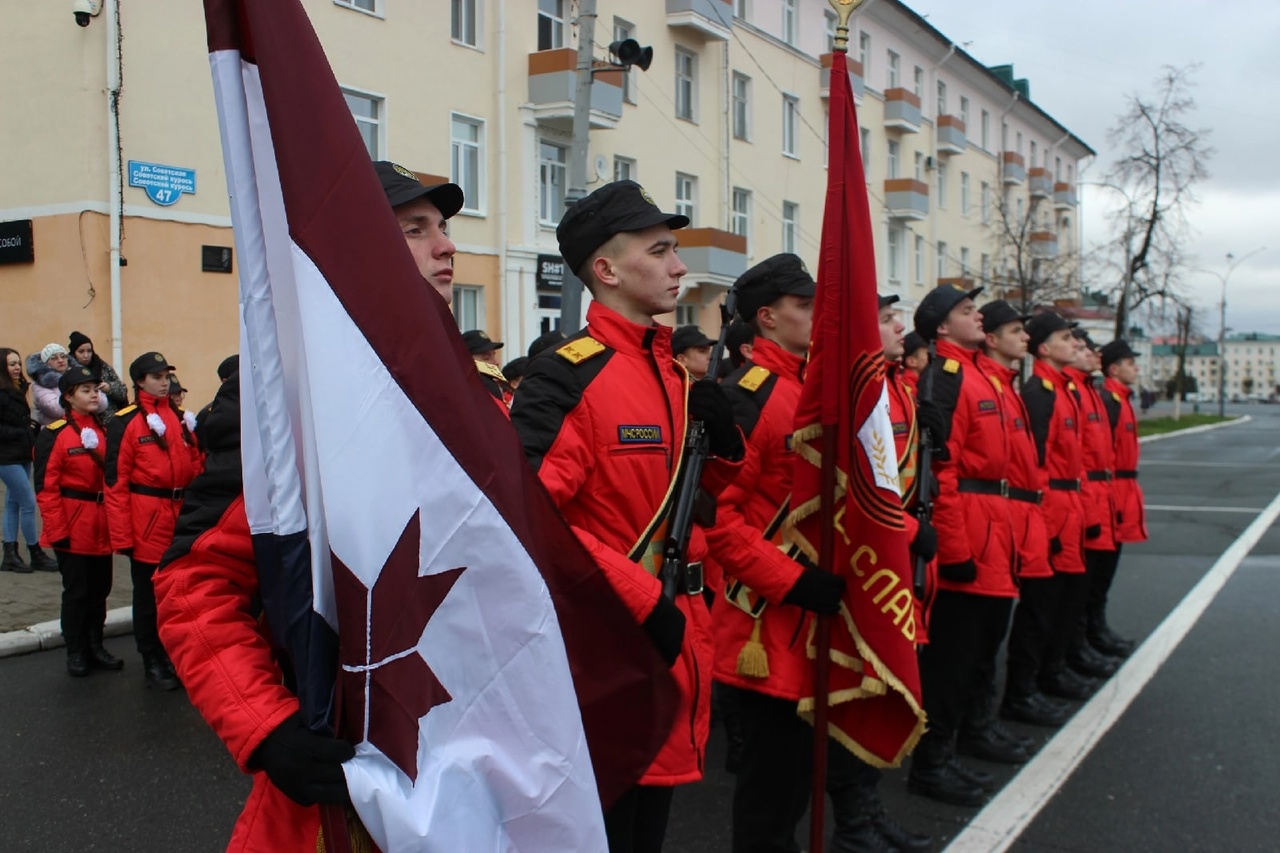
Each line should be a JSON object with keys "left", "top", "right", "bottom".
{"left": 672, "top": 325, "right": 715, "bottom": 354}
{"left": 879, "top": 293, "right": 901, "bottom": 309}
{"left": 979, "top": 299, "right": 1032, "bottom": 335}
{"left": 734, "top": 253, "right": 817, "bottom": 322}
{"left": 462, "top": 330, "right": 504, "bottom": 355}
{"left": 914, "top": 283, "right": 984, "bottom": 341}
{"left": 1025, "top": 312, "right": 1078, "bottom": 355}
{"left": 528, "top": 329, "right": 566, "bottom": 359}
{"left": 556, "top": 180, "right": 689, "bottom": 276}
{"left": 59, "top": 365, "right": 98, "bottom": 395}
{"left": 129, "top": 351, "right": 176, "bottom": 383}
{"left": 902, "top": 331, "right": 928, "bottom": 356}
{"left": 1100, "top": 339, "right": 1140, "bottom": 370}
{"left": 373, "top": 161, "right": 464, "bottom": 219}
{"left": 217, "top": 354, "right": 240, "bottom": 381}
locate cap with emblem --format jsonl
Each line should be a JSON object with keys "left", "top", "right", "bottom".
{"left": 1100, "top": 338, "right": 1140, "bottom": 371}
{"left": 903, "top": 331, "right": 928, "bottom": 356}
{"left": 672, "top": 325, "right": 715, "bottom": 355}
{"left": 913, "top": 283, "right": 984, "bottom": 341}
{"left": 373, "top": 161, "right": 464, "bottom": 219}
{"left": 733, "top": 253, "right": 817, "bottom": 322}
{"left": 879, "top": 293, "right": 901, "bottom": 309}
{"left": 556, "top": 180, "right": 689, "bottom": 276}
{"left": 462, "top": 330, "right": 504, "bottom": 355}
{"left": 59, "top": 365, "right": 98, "bottom": 395}
{"left": 167, "top": 373, "right": 188, "bottom": 393}
{"left": 1025, "top": 312, "right": 1078, "bottom": 356}
{"left": 129, "top": 351, "right": 176, "bottom": 384}
{"left": 979, "top": 299, "right": 1032, "bottom": 335}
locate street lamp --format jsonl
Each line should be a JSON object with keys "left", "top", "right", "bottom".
{"left": 1199, "top": 248, "right": 1266, "bottom": 416}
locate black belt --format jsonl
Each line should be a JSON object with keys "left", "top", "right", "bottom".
{"left": 957, "top": 478, "right": 1008, "bottom": 497}
{"left": 1086, "top": 470, "right": 1113, "bottom": 482}
{"left": 60, "top": 488, "right": 104, "bottom": 503}
{"left": 129, "top": 483, "right": 185, "bottom": 500}
{"left": 675, "top": 561, "right": 704, "bottom": 596}
{"left": 1048, "top": 478, "right": 1081, "bottom": 491}
{"left": 1115, "top": 470, "right": 1138, "bottom": 480}
{"left": 1008, "top": 486, "right": 1042, "bottom": 505}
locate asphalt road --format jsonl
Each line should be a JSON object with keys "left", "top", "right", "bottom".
{"left": 1, "top": 406, "right": 1276, "bottom": 852}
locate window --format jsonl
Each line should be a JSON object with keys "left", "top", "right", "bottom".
{"left": 450, "top": 114, "right": 484, "bottom": 214}
{"left": 613, "top": 156, "right": 635, "bottom": 183}
{"left": 913, "top": 66, "right": 924, "bottom": 99}
{"left": 959, "top": 96, "right": 969, "bottom": 128}
{"left": 675, "top": 173, "right": 697, "bottom": 224}
{"left": 936, "top": 241, "right": 947, "bottom": 280}
{"left": 887, "top": 140, "right": 899, "bottom": 179}
{"left": 824, "top": 10, "right": 837, "bottom": 53}
{"left": 675, "top": 49, "right": 697, "bottom": 122}
{"left": 782, "top": 0, "right": 797, "bottom": 45}
{"left": 732, "top": 73, "right": 751, "bottom": 140}
{"left": 960, "top": 247, "right": 970, "bottom": 275}
{"left": 782, "top": 201, "right": 798, "bottom": 254}
{"left": 1001, "top": 121, "right": 1008, "bottom": 151}
{"left": 1055, "top": 156, "right": 1062, "bottom": 180}
{"left": 782, "top": 95, "right": 799, "bottom": 157}
{"left": 860, "top": 127, "right": 871, "bottom": 170}
{"left": 614, "top": 18, "right": 637, "bottom": 103}
{"left": 1030, "top": 140, "right": 1037, "bottom": 167}
{"left": 980, "top": 253, "right": 991, "bottom": 285}
{"left": 538, "top": 140, "right": 567, "bottom": 225}
{"left": 859, "top": 32, "right": 871, "bottom": 77}
{"left": 1067, "top": 164, "right": 1074, "bottom": 184}
{"left": 451, "top": 0, "right": 477, "bottom": 46}
{"left": 914, "top": 236, "right": 924, "bottom": 284}
{"left": 913, "top": 151, "right": 923, "bottom": 182}
{"left": 342, "top": 89, "right": 383, "bottom": 158}
{"left": 981, "top": 182, "right": 991, "bottom": 223}
{"left": 960, "top": 171, "right": 970, "bottom": 216}
{"left": 936, "top": 80, "right": 947, "bottom": 116}
{"left": 887, "top": 51, "right": 900, "bottom": 89}
{"left": 981, "top": 110, "right": 990, "bottom": 150}
{"left": 731, "top": 187, "right": 751, "bottom": 244}
{"left": 734, "top": 0, "right": 749, "bottom": 19}
{"left": 453, "top": 285, "right": 481, "bottom": 330}
{"left": 936, "top": 162, "right": 947, "bottom": 209}
{"left": 1016, "top": 197, "right": 1024, "bottom": 224}
{"left": 1016, "top": 131, "right": 1023, "bottom": 155}
{"left": 675, "top": 304, "right": 698, "bottom": 326}
{"left": 335, "top": 0, "right": 377, "bottom": 13}
{"left": 537, "top": 0, "right": 565, "bottom": 50}
{"left": 887, "top": 225, "right": 902, "bottom": 282}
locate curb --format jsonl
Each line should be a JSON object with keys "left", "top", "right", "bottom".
{"left": 0, "top": 606, "right": 133, "bottom": 660}
{"left": 1139, "top": 414, "right": 1251, "bottom": 445}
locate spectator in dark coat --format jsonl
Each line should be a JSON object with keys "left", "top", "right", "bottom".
{"left": 0, "top": 347, "right": 55, "bottom": 572}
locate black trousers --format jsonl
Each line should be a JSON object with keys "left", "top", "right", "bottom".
{"left": 725, "top": 685, "right": 814, "bottom": 853}
{"left": 1005, "top": 573, "right": 1066, "bottom": 696}
{"left": 604, "top": 784, "right": 675, "bottom": 853}
{"left": 827, "top": 743, "right": 882, "bottom": 839}
{"left": 1044, "top": 570, "right": 1091, "bottom": 672}
{"left": 130, "top": 558, "right": 161, "bottom": 658}
{"left": 1086, "top": 545, "right": 1123, "bottom": 634}
{"left": 917, "top": 590, "right": 1014, "bottom": 755}
{"left": 59, "top": 551, "right": 113, "bottom": 654}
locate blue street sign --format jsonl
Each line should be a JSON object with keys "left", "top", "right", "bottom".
{"left": 127, "top": 160, "right": 196, "bottom": 206}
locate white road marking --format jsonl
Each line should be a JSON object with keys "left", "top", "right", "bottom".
{"left": 1146, "top": 505, "right": 1266, "bottom": 513}
{"left": 1140, "top": 460, "right": 1279, "bottom": 469}
{"left": 1138, "top": 415, "right": 1251, "bottom": 444}
{"left": 944, "top": 487, "right": 1280, "bottom": 853}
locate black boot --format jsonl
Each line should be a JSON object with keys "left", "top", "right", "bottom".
{"left": 908, "top": 737, "right": 987, "bottom": 807}
{"left": 1040, "top": 667, "right": 1097, "bottom": 701}
{"left": 2, "top": 542, "right": 32, "bottom": 573}
{"left": 88, "top": 627, "right": 124, "bottom": 671}
{"left": 27, "top": 545, "right": 58, "bottom": 572}
{"left": 957, "top": 723, "right": 1030, "bottom": 765}
{"left": 830, "top": 813, "right": 895, "bottom": 853}
{"left": 986, "top": 718, "right": 1036, "bottom": 753}
{"left": 870, "top": 801, "right": 933, "bottom": 852}
{"left": 1068, "top": 644, "right": 1120, "bottom": 678}
{"left": 143, "top": 655, "right": 180, "bottom": 691}
{"left": 1001, "top": 690, "right": 1071, "bottom": 727}
{"left": 1089, "top": 624, "right": 1136, "bottom": 658}
{"left": 947, "top": 756, "right": 996, "bottom": 792}
{"left": 66, "top": 650, "right": 91, "bottom": 677}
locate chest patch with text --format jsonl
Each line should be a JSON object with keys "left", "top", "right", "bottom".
{"left": 977, "top": 399, "right": 998, "bottom": 415}
{"left": 617, "top": 425, "right": 663, "bottom": 444}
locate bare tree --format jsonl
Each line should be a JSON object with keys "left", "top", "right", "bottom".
{"left": 988, "top": 183, "right": 1082, "bottom": 314}
{"left": 1104, "top": 64, "right": 1214, "bottom": 338}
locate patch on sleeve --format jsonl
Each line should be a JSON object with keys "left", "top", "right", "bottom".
{"left": 617, "top": 425, "right": 663, "bottom": 444}
{"left": 737, "top": 365, "right": 772, "bottom": 392}
{"left": 943, "top": 358, "right": 960, "bottom": 374}
{"left": 556, "top": 336, "right": 606, "bottom": 365}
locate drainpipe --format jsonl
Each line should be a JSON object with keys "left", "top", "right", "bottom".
{"left": 495, "top": 0, "right": 513, "bottom": 347}
{"left": 106, "top": 0, "right": 123, "bottom": 373}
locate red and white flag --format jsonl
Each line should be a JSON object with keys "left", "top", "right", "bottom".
{"left": 205, "top": 1, "right": 675, "bottom": 849}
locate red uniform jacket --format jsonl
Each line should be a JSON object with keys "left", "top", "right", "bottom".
{"left": 1103, "top": 378, "right": 1148, "bottom": 543}
{"left": 33, "top": 411, "right": 111, "bottom": 556}
{"left": 926, "top": 340, "right": 1017, "bottom": 598}
{"left": 978, "top": 355, "right": 1051, "bottom": 580}
{"left": 105, "top": 391, "right": 203, "bottom": 564}
{"left": 510, "top": 301, "right": 739, "bottom": 785}
{"left": 885, "top": 365, "right": 933, "bottom": 642}
{"left": 1023, "top": 362, "right": 1085, "bottom": 574}
{"left": 1066, "top": 368, "right": 1117, "bottom": 552}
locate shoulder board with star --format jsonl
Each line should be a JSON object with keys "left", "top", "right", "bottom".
{"left": 556, "top": 336, "right": 606, "bottom": 365}
{"left": 943, "top": 358, "right": 961, "bottom": 374}
{"left": 47, "top": 419, "right": 67, "bottom": 430}
{"left": 737, "top": 365, "right": 772, "bottom": 392}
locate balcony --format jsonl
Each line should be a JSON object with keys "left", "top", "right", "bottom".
{"left": 884, "top": 178, "right": 929, "bottom": 220}
{"left": 676, "top": 227, "right": 747, "bottom": 284}
{"left": 527, "top": 49, "right": 623, "bottom": 131}
{"left": 819, "top": 53, "right": 865, "bottom": 102}
{"left": 1028, "top": 168, "right": 1053, "bottom": 199}
{"left": 1029, "top": 230, "right": 1058, "bottom": 258}
{"left": 666, "top": 0, "right": 732, "bottom": 41}
{"left": 883, "top": 88, "right": 922, "bottom": 133}
{"left": 1054, "top": 182, "right": 1078, "bottom": 208}
{"left": 936, "top": 115, "right": 966, "bottom": 155}
{"left": 1001, "top": 151, "right": 1026, "bottom": 185}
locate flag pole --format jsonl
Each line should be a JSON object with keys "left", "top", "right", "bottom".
{"left": 810, "top": 6, "right": 861, "bottom": 852}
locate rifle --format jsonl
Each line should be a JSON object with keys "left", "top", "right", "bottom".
{"left": 660, "top": 288, "right": 739, "bottom": 600}
{"left": 912, "top": 343, "right": 938, "bottom": 600}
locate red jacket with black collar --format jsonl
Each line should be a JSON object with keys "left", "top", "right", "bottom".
{"left": 1103, "top": 377, "right": 1148, "bottom": 543}
{"left": 34, "top": 410, "right": 111, "bottom": 555}
{"left": 1065, "top": 367, "right": 1117, "bottom": 551}
{"left": 1023, "top": 362, "right": 1086, "bottom": 574}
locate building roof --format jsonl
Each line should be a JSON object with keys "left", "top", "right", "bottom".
{"left": 1227, "top": 332, "right": 1280, "bottom": 342}
{"left": 1151, "top": 343, "right": 1219, "bottom": 357}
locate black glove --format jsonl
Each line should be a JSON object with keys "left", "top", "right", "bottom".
{"left": 938, "top": 559, "right": 977, "bottom": 583}
{"left": 916, "top": 399, "right": 949, "bottom": 448}
{"left": 1084, "top": 524, "right": 1102, "bottom": 540}
{"left": 52, "top": 538, "right": 71, "bottom": 551}
{"left": 783, "top": 567, "right": 847, "bottom": 615}
{"left": 910, "top": 520, "right": 938, "bottom": 562}
{"left": 250, "top": 713, "right": 355, "bottom": 806}
{"left": 688, "top": 379, "right": 745, "bottom": 461}
{"left": 1049, "top": 537, "right": 1064, "bottom": 555}
{"left": 642, "top": 596, "right": 687, "bottom": 667}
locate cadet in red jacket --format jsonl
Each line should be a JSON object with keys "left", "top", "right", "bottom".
{"left": 510, "top": 180, "right": 744, "bottom": 853}
{"left": 105, "top": 351, "right": 202, "bottom": 690}
{"left": 907, "top": 284, "right": 1016, "bottom": 809}
{"left": 34, "top": 365, "right": 122, "bottom": 677}
{"left": 1095, "top": 339, "right": 1146, "bottom": 656}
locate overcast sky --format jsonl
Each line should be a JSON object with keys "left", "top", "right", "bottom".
{"left": 912, "top": 0, "right": 1279, "bottom": 337}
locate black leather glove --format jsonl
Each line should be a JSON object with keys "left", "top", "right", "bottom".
{"left": 783, "top": 567, "right": 847, "bottom": 615}
{"left": 916, "top": 399, "right": 949, "bottom": 448}
{"left": 250, "top": 713, "right": 355, "bottom": 806}
{"left": 642, "top": 596, "right": 686, "bottom": 667}
{"left": 910, "top": 520, "right": 938, "bottom": 562}
{"left": 1049, "top": 537, "right": 1064, "bottom": 555}
{"left": 688, "top": 379, "right": 745, "bottom": 461}
{"left": 938, "top": 559, "right": 977, "bottom": 583}
{"left": 1084, "top": 524, "right": 1102, "bottom": 540}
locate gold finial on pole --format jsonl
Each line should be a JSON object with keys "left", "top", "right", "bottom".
{"left": 828, "top": 0, "right": 864, "bottom": 54}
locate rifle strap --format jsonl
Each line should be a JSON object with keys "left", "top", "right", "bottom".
{"left": 627, "top": 379, "right": 692, "bottom": 576}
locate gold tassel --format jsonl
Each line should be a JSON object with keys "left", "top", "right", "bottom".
{"left": 736, "top": 618, "right": 770, "bottom": 678}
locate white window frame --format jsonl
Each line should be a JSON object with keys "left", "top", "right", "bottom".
{"left": 981, "top": 110, "right": 990, "bottom": 151}
{"left": 887, "top": 140, "right": 899, "bottom": 179}
{"left": 858, "top": 32, "right": 871, "bottom": 77}
{"left": 981, "top": 181, "right": 991, "bottom": 224}
{"left": 782, "top": 0, "right": 798, "bottom": 45}
{"left": 537, "top": 0, "right": 566, "bottom": 51}
{"left": 731, "top": 187, "right": 752, "bottom": 246}
{"left": 538, "top": 139, "right": 568, "bottom": 226}
{"left": 782, "top": 201, "right": 798, "bottom": 254}
{"left": 675, "top": 303, "right": 698, "bottom": 326}
{"left": 936, "top": 162, "right": 948, "bottom": 209}
{"left": 913, "top": 66, "right": 924, "bottom": 99}
{"left": 860, "top": 127, "right": 871, "bottom": 171}
{"left": 960, "top": 247, "right": 970, "bottom": 275}
{"left": 959, "top": 96, "right": 970, "bottom": 129}
{"left": 981, "top": 253, "right": 991, "bottom": 285}
{"left": 887, "top": 51, "right": 900, "bottom": 90}
{"left": 887, "top": 225, "right": 902, "bottom": 283}
{"left": 936, "top": 80, "right": 947, "bottom": 116}
{"left": 334, "top": 0, "right": 380, "bottom": 17}
{"left": 960, "top": 171, "right": 970, "bottom": 217}
{"left": 936, "top": 241, "right": 947, "bottom": 281}
{"left": 781, "top": 94, "right": 799, "bottom": 158}
{"left": 734, "top": 0, "right": 749, "bottom": 20}
{"left": 613, "top": 156, "right": 636, "bottom": 183}
{"left": 1030, "top": 139, "right": 1038, "bottom": 168}
{"left": 675, "top": 172, "right": 697, "bottom": 224}
{"left": 675, "top": 48, "right": 697, "bottom": 122}
{"left": 913, "top": 151, "right": 923, "bottom": 182}
{"left": 823, "top": 10, "right": 837, "bottom": 53}
{"left": 732, "top": 72, "right": 751, "bottom": 141}
{"left": 913, "top": 235, "right": 924, "bottom": 284}
{"left": 614, "top": 18, "right": 637, "bottom": 104}
{"left": 450, "top": 112, "right": 485, "bottom": 215}
{"left": 451, "top": 0, "right": 478, "bottom": 47}
{"left": 341, "top": 86, "right": 385, "bottom": 159}
{"left": 453, "top": 285, "right": 481, "bottom": 330}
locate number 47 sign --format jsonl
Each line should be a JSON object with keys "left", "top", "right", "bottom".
{"left": 127, "top": 160, "right": 196, "bottom": 207}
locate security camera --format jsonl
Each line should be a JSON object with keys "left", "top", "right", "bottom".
{"left": 73, "top": 0, "right": 101, "bottom": 27}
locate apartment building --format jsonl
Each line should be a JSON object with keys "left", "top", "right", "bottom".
{"left": 0, "top": 0, "right": 1092, "bottom": 407}
{"left": 1148, "top": 334, "right": 1280, "bottom": 401}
